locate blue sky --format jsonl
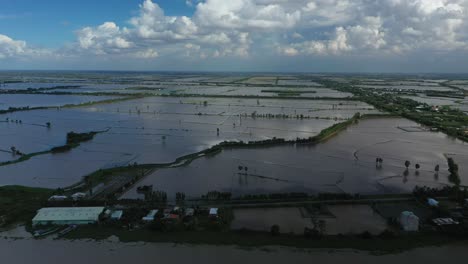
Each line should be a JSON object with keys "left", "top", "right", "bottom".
{"left": 1, "top": 0, "right": 468, "bottom": 72}
{"left": 0, "top": 0, "right": 193, "bottom": 48}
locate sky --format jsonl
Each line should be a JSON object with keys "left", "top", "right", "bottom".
{"left": 1, "top": 0, "right": 468, "bottom": 72}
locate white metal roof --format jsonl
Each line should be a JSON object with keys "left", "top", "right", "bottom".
{"left": 33, "top": 207, "right": 105, "bottom": 222}
{"left": 209, "top": 208, "right": 218, "bottom": 215}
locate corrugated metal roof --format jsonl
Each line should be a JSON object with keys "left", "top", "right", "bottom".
{"left": 32, "top": 207, "right": 105, "bottom": 222}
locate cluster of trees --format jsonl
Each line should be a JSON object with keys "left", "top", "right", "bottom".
{"left": 49, "top": 131, "right": 100, "bottom": 154}
{"left": 236, "top": 192, "right": 354, "bottom": 201}
{"left": 146, "top": 191, "right": 167, "bottom": 203}
{"left": 66, "top": 131, "right": 98, "bottom": 145}
{"left": 241, "top": 192, "right": 310, "bottom": 200}
{"left": 9, "top": 146, "right": 23, "bottom": 156}
{"left": 4, "top": 117, "right": 22, "bottom": 124}
{"left": 447, "top": 157, "right": 461, "bottom": 186}
{"left": 201, "top": 191, "right": 232, "bottom": 200}
{"left": 403, "top": 160, "right": 423, "bottom": 176}
{"left": 314, "top": 113, "right": 360, "bottom": 141}
{"left": 322, "top": 80, "right": 468, "bottom": 143}
{"left": 176, "top": 192, "right": 186, "bottom": 202}
{"left": 0, "top": 106, "right": 31, "bottom": 114}
{"left": 247, "top": 111, "right": 343, "bottom": 121}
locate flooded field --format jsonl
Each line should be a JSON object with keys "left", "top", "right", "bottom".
{"left": 0, "top": 96, "right": 378, "bottom": 187}
{"left": 323, "top": 205, "right": 388, "bottom": 235}
{"left": 123, "top": 118, "right": 468, "bottom": 200}
{"left": 356, "top": 84, "right": 453, "bottom": 92}
{"left": 230, "top": 205, "right": 387, "bottom": 235}
{"left": 231, "top": 207, "right": 313, "bottom": 234}
{"left": 0, "top": 73, "right": 467, "bottom": 196}
{"left": 166, "top": 85, "right": 350, "bottom": 98}
{"left": 0, "top": 94, "right": 121, "bottom": 110}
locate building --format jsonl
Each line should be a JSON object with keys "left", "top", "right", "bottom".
{"left": 399, "top": 211, "right": 419, "bottom": 231}
{"left": 48, "top": 195, "right": 68, "bottom": 201}
{"left": 142, "top": 210, "right": 159, "bottom": 222}
{"left": 32, "top": 207, "right": 105, "bottom": 226}
{"left": 71, "top": 192, "right": 86, "bottom": 201}
{"left": 432, "top": 218, "right": 459, "bottom": 226}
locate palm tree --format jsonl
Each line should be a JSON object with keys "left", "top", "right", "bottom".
{"left": 415, "top": 164, "right": 420, "bottom": 170}
{"left": 435, "top": 165, "right": 440, "bottom": 172}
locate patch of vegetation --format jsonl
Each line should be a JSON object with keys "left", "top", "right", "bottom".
{"left": 0, "top": 186, "right": 52, "bottom": 227}
{"left": 319, "top": 79, "right": 468, "bottom": 142}
{"left": 447, "top": 157, "right": 461, "bottom": 186}
{"left": 0, "top": 130, "right": 106, "bottom": 166}
{"left": 66, "top": 131, "right": 98, "bottom": 145}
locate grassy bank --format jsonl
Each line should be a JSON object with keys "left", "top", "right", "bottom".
{"left": 63, "top": 225, "right": 464, "bottom": 254}
{"left": 0, "top": 186, "right": 52, "bottom": 227}
{"left": 0, "top": 94, "right": 141, "bottom": 115}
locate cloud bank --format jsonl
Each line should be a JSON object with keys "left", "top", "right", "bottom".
{"left": 2, "top": 0, "right": 468, "bottom": 71}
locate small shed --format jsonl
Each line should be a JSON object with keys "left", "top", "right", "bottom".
{"left": 209, "top": 208, "right": 218, "bottom": 217}
{"left": 142, "top": 210, "right": 159, "bottom": 222}
{"left": 110, "top": 210, "right": 123, "bottom": 220}
{"left": 399, "top": 211, "right": 419, "bottom": 231}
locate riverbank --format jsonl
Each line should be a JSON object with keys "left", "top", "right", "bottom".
{"left": 61, "top": 225, "right": 466, "bottom": 254}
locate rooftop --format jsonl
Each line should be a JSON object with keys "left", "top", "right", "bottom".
{"left": 33, "top": 207, "right": 105, "bottom": 222}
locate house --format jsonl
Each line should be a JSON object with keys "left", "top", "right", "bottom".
{"left": 399, "top": 211, "right": 419, "bottom": 231}
{"left": 142, "top": 210, "right": 159, "bottom": 222}
{"left": 110, "top": 210, "right": 123, "bottom": 220}
{"left": 32, "top": 207, "right": 105, "bottom": 226}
